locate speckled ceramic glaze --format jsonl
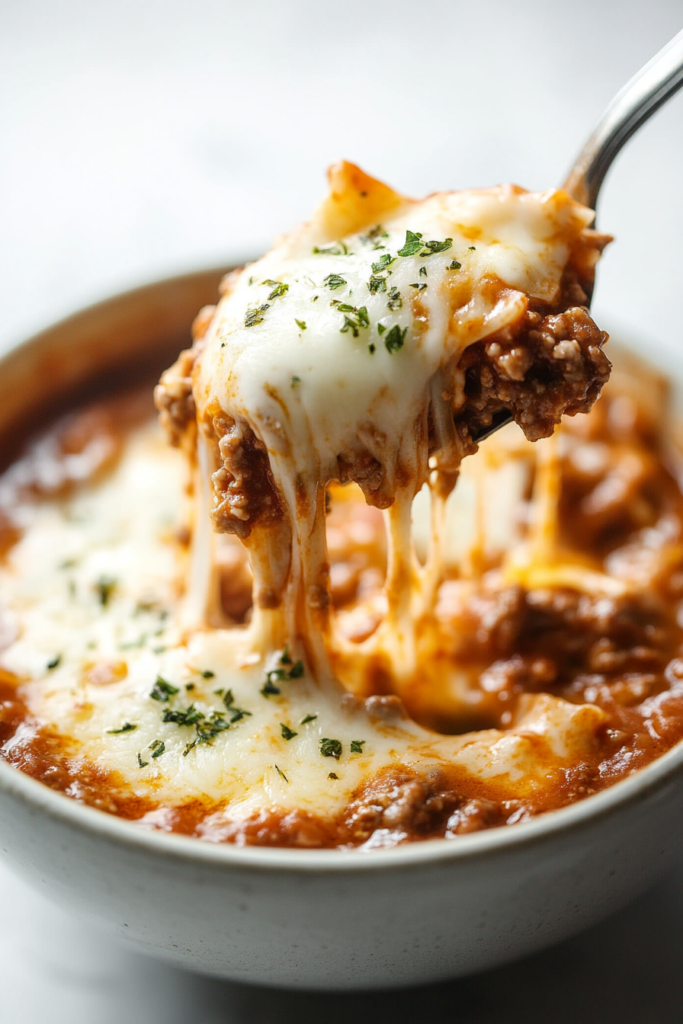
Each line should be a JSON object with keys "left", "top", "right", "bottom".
{"left": 1, "top": 271, "right": 683, "bottom": 990}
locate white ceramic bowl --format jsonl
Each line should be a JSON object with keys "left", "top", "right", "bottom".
{"left": 1, "top": 270, "right": 683, "bottom": 990}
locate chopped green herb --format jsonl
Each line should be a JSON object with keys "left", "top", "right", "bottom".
{"left": 397, "top": 230, "right": 424, "bottom": 257}
{"left": 137, "top": 753, "right": 149, "bottom": 768}
{"left": 150, "top": 676, "right": 180, "bottom": 702}
{"left": 291, "top": 375, "right": 302, "bottom": 387}
{"left": 384, "top": 324, "right": 408, "bottom": 354}
{"left": 263, "top": 280, "right": 289, "bottom": 300}
{"left": 350, "top": 740, "right": 366, "bottom": 753}
{"left": 288, "top": 660, "right": 304, "bottom": 679}
{"left": 295, "top": 319, "right": 307, "bottom": 330}
{"left": 280, "top": 723, "right": 298, "bottom": 741}
{"left": 261, "top": 676, "right": 281, "bottom": 697}
{"left": 419, "top": 266, "right": 427, "bottom": 277}
{"left": 300, "top": 713, "right": 318, "bottom": 725}
{"left": 387, "top": 287, "right": 402, "bottom": 311}
{"left": 313, "top": 241, "right": 350, "bottom": 255}
{"left": 95, "top": 575, "right": 117, "bottom": 607}
{"left": 372, "top": 253, "right": 396, "bottom": 273}
{"left": 328, "top": 772, "right": 339, "bottom": 780}
{"left": 397, "top": 230, "right": 453, "bottom": 259}
{"left": 339, "top": 304, "right": 370, "bottom": 338}
{"left": 221, "top": 689, "right": 252, "bottom": 723}
{"left": 360, "top": 225, "right": 389, "bottom": 247}
{"left": 419, "top": 237, "right": 452, "bottom": 256}
{"left": 150, "top": 739, "right": 165, "bottom": 759}
{"left": 368, "top": 342, "right": 376, "bottom": 354}
{"left": 324, "top": 273, "right": 347, "bottom": 290}
{"left": 274, "top": 764, "right": 289, "bottom": 782}
{"left": 377, "top": 323, "right": 386, "bottom": 335}
{"left": 409, "top": 282, "right": 427, "bottom": 291}
{"left": 46, "top": 655, "right": 61, "bottom": 670}
{"left": 162, "top": 704, "right": 204, "bottom": 726}
{"left": 468, "top": 245, "right": 476, "bottom": 250}
{"left": 320, "top": 737, "right": 342, "bottom": 760}
{"left": 449, "top": 260, "right": 462, "bottom": 270}
{"left": 244, "top": 303, "right": 270, "bottom": 328}
{"left": 107, "top": 722, "right": 137, "bottom": 735}
{"left": 194, "top": 712, "right": 230, "bottom": 747}
{"left": 185, "top": 683, "right": 195, "bottom": 692}
{"left": 368, "top": 275, "right": 387, "bottom": 294}
{"left": 201, "top": 670, "right": 215, "bottom": 679}
{"left": 280, "top": 647, "right": 292, "bottom": 665}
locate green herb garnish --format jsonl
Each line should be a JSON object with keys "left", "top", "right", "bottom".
{"left": 150, "top": 739, "right": 165, "bottom": 759}
{"left": 339, "top": 304, "right": 370, "bottom": 338}
{"left": 449, "top": 260, "right": 462, "bottom": 270}
{"left": 261, "top": 676, "right": 282, "bottom": 697}
{"left": 244, "top": 303, "right": 270, "bottom": 328}
{"left": 222, "top": 689, "right": 252, "bottom": 723}
{"left": 360, "top": 225, "right": 389, "bottom": 248}
{"left": 377, "top": 323, "right": 386, "bottom": 335}
{"left": 300, "top": 713, "right": 318, "bottom": 725}
{"left": 280, "top": 723, "right": 298, "bottom": 741}
{"left": 409, "top": 282, "right": 427, "bottom": 291}
{"left": 384, "top": 324, "right": 407, "bottom": 354}
{"left": 274, "top": 764, "right": 289, "bottom": 782}
{"left": 419, "top": 266, "right": 427, "bottom": 277}
{"left": 162, "top": 704, "right": 204, "bottom": 726}
{"left": 201, "top": 670, "right": 215, "bottom": 679}
{"left": 150, "top": 676, "right": 180, "bottom": 702}
{"left": 46, "top": 655, "right": 61, "bottom": 670}
{"left": 397, "top": 230, "right": 424, "bottom": 257}
{"left": 291, "top": 375, "right": 301, "bottom": 387}
{"left": 107, "top": 722, "right": 137, "bottom": 734}
{"left": 313, "top": 241, "right": 350, "bottom": 255}
{"left": 324, "top": 273, "right": 347, "bottom": 290}
{"left": 350, "top": 740, "right": 366, "bottom": 753}
{"left": 419, "top": 237, "right": 452, "bottom": 256}
{"left": 295, "top": 319, "right": 307, "bottom": 330}
{"left": 263, "top": 280, "right": 289, "bottom": 300}
{"left": 137, "top": 752, "right": 149, "bottom": 768}
{"left": 371, "top": 253, "right": 396, "bottom": 273}
{"left": 387, "top": 287, "right": 402, "bottom": 311}
{"left": 368, "top": 275, "right": 387, "bottom": 294}
{"left": 397, "top": 230, "right": 453, "bottom": 258}
{"left": 328, "top": 772, "right": 339, "bottom": 780}
{"left": 320, "top": 737, "right": 342, "bottom": 760}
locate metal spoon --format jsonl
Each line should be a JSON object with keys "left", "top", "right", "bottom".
{"left": 473, "top": 28, "right": 683, "bottom": 443}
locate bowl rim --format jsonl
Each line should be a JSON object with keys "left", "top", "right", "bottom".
{"left": 3, "top": 735, "right": 683, "bottom": 874}
{"left": 2, "top": 267, "right": 683, "bottom": 875}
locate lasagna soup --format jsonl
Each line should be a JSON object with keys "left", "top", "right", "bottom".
{"left": 2, "top": 163, "right": 682, "bottom": 850}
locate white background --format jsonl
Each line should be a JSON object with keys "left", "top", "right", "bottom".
{"left": 1, "top": 2, "right": 683, "bottom": 1020}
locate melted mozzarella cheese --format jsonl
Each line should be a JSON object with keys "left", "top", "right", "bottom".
{"left": 196, "top": 170, "right": 593, "bottom": 510}
{"left": 0, "top": 421, "right": 608, "bottom": 824}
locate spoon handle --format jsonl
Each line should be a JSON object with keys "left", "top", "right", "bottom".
{"left": 564, "top": 28, "right": 683, "bottom": 208}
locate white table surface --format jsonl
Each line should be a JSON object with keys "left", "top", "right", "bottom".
{"left": 1, "top": 2, "right": 683, "bottom": 1019}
